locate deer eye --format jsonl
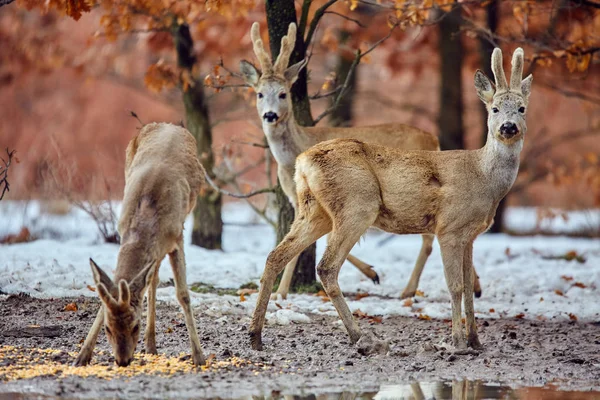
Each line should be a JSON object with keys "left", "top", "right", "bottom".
{"left": 257, "top": 93, "right": 263, "bottom": 99}
{"left": 278, "top": 93, "right": 287, "bottom": 99}
{"left": 132, "top": 324, "right": 139, "bottom": 334}
{"left": 518, "top": 106, "right": 525, "bottom": 113}
{"left": 492, "top": 107, "right": 499, "bottom": 113}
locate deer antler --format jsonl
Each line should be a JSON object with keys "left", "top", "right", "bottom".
{"left": 273, "top": 23, "right": 297, "bottom": 74}
{"left": 510, "top": 47, "right": 524, "bottom": 92}
{"left": 250, "top": 22, "right": 273, "bottom": 74}
{"left": 491, "top": 48, "right": 508, "bottom": 92}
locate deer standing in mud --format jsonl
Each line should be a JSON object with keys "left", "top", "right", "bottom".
{"left": 250, "top": 47, "right": 532, "bottom": 352}
{"left": 74, "top": 123, "right": 205, "bottom": 367}
{"left": 240, "top": 22, "right": 482, "bottom": 300}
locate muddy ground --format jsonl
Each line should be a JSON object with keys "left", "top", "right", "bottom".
{"left": 1, "top": 294, "right": 599, "bottom": 399}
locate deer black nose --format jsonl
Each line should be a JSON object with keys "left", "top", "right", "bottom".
{"left": 500, "top": 122, "right": 518, "bottom": 137}
{"left": 263, "top": 112, "right": 279, "bottom": 123}
{"left": 116, "top": 357, "right": 132, "bottom": 367}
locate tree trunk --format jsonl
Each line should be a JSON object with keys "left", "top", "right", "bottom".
{"left": 478, "top": 0, "right": 506, "bottom": 233}
{"left": 438, "top": 6, "right": 465, "bottom": 151}
{"left": 266, "top": 0, "right": 316, "bottom": 289}
{"left": 329, "top": 30, "right": 357, "bottom": 127}
{"left": 173, "top": 23, "right": 223, "bottom": 249}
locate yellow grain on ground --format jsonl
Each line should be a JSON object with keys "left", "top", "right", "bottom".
{"left": 0, "top": 345, "right": 269, "bottom": 382}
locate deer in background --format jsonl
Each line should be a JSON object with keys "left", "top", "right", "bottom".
{"left": 74, "top": 123, "right": 205, "bottom": 367}
{"left": 250, "top": 47, "right": 532, "bottom": 352}
{"left": 240, "top": 22, "right": 482, "bottom": 300}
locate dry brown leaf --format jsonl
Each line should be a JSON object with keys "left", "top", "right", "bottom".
{"left": 275, "top": 302, "right": 283, "bottom": 309}
{"left": 355, "top": 292, "right": 370, "bottom": 300}
{"left": 64, "top": 302, "right": 78, "bottom": 312}
{"left": 568, "top": 313, "right": 578, "bottom": 321}
{"left": 573, "top": 282, "right": 587, "bottom": 289}
{"left": 415, "top": 290, "right": 425, "bottom": 297}
{"left": 561, "top": 275, "right": 574, "bottom": 282}
{"left": 514, "top": 313, "right": 525, "bottom": 319}
{"left": 417, "top": 314, "right": 431, "bottom": 321}
{"left": 87, "top": 285, "right": 96, "bottom": 292}
{"left": 554, "top": 289, "right": 565, "bottom": 297}
{"left": 403, "top": 298, "right": 414, "bottom": 307}
{"left": 489, "top": 308, "right": 495, "bottom": 313}
{"left": 165, "top": 327, "right": 173, "bottom": 333}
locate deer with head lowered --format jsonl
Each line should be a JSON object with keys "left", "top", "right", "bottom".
{"left": 74, "top": 123, "right": 206, "bottom": 367}
{"left": 239, "top": 22, "right": 483, "bottom": 300}
{"left": 250, "top": 47, "right": 532, "bottom": 352}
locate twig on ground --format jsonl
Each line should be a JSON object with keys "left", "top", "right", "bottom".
{"left": 0, "top": 148, "right": 16, "bottom": 201}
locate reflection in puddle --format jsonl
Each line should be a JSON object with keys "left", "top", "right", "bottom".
{"left": 2, "top": 380, "right": 600, "bottom": 400}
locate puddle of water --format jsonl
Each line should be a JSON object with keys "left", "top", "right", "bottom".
{"left": 2, "top": 380, "right": 600, "bottom": 399}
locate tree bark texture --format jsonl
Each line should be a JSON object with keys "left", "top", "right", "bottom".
{"left": 329, "top": 30, "right": 357, "bottom": 127}
{"left": 266, "top": 0, "right": 316, "bottom": 288}
{"left": 174, "top": 23, "right": 223, "bottom": 249}
{"left": 438, "top": 6, "right": 465, "bottom": 151}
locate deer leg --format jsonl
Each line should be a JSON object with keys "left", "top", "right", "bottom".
{"left": 271, "top": 255, "right": 299, "bottom": 301}
{"left": 463, "top": 241, "right": 483, "bottom": 350}
{"left": 144, "top": 265, "right": 159, "bottom": 354}
{"left": 473, "top": 268, "right": 482, "bottom": 298}
{"left": 250, "top": 204, "right": 331, "bottom": 350}
{"left": 400, "top": 234, "right": 434, "bottom": 299}
{"left": 318, "top": 218, "right": 374, "bottom": 344}
{"left": 74, "top": 308, "right": 104, "bottom": 366}
{"left": 169, "top": 237, "right": 205, "bottom": 366}
{"left": 438, "top": 235, "right": 467, "bottom": 350}
{"left": 346, "top": 254, "right": 380, "bottom": 284}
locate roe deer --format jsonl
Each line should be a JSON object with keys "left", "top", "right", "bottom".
{"left": 74, "top": 123, "right": 206, "bottom": 367}
{"left": 250, "top": 47, "right": 532, "bottom": 352}
{"left": 240, "top": 22, "right": 482, "bottom": 300}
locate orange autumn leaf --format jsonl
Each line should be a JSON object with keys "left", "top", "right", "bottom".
{"left": 64, "top": 302, "right": 78, "bottom": 312}
{"left": 66, "top": 0, "right": 91, "bottom": 21}
{"left": 489, "top": 308, "right": 495, "bottom": 313}
{"left": 561, "top": 275, "right": 574, "bottom": 282}
{"left": 87, "top": 285, "right": 96, "bottom": 292}
{"left": 415, "top": 290, "right": 425, "bottom": 297}
{"left": 555, "top": 289, "right": 565, "bottom": 297}
{"left": 239, "top": 293, "right": 246, "bottom": 302}
{"left": 514, "top": 313, "right": 525, "bottom": 319}
{"left": 568, "top": 313, "right": 578, "bottom": 321}
{"left": 355, "top": 292, "right": 370, "bottom": 300}
{"left": 403, "top": 298, "right": 414, "bottom": 307}
{"left": 417, "top": 314, "right": 431, "bottom": 321}
{"left": 572, "top": 282, "right": 587, "bottom": 289}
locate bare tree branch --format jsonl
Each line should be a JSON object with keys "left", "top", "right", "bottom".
{"left": 314, "top": 19, "right": 400, "bottom": 124}
{"left": 204, "top": 170, "right": 275, "bottom": 199}
{"left": 0, "top": 148, "right": 16, "bottom": 201}
{"left": 305, "top": 0, "right": 338, "bottom": 48}
{"left": 538, "top": 81, "right": 600, "bottom": 105}
{"left": 323, "top": 11, "right": 367, "bottom": 28}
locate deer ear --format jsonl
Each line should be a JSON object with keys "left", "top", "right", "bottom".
{"left": 474, "top": 70, "right": 495, "bottom": 104}
{"left": 284, "top": 59, "right": 307, "bottom": 85}
{"left": 521, "top": 74, "right": 533, "bottom": 101}
{"left": 240, "top": 60, "right": 260, "bottom": 87}
{"left": 90, "top": 258, "right": 116, "bottom": 293}
{"left": 128, "top": 261, "right": 156, "bottom": 302}
{"left": 97, "top": 282, "right": 119, "bottom": 310}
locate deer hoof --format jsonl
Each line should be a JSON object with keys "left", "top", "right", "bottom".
{"left": 371, "top": 270, "right": 380, "bottom": 285}
{"left": 468, "top": 333, "right": 484, "bottom": 350}
{"left": 192, "top": 351, "right": 206, "bottom": 367}
{"left": 73, "top": 351, "right": 92, "bottom": 367}
{"left": 474, "top": 289, "right": 482, "bottom": 298}
{"left": 250, "top": 331, "right": 263, "bottom": 351}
